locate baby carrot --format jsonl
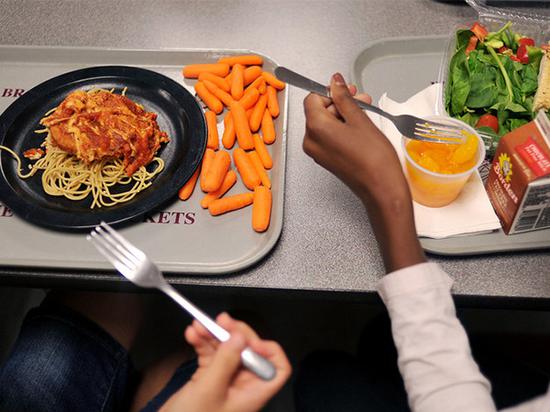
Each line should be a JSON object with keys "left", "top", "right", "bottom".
{"left": 253, "top": 133, "right": 273, "bottom": 169}
{"left": 261, "top": 71, "right": 285, "bottom": 90}
{"left": 198, "top": 72, "right": 230, "bottom": 92}
{"left": 230, "top": 101, "right": 254, "bottom": 150}
{"left": 225, "top": 72, "right": 233, "bottom": 88}
{"left": 178, "top": 166, "right": 200, "bottom": 201}
{"left": 201, "top": 169, "right": 237, "bottom": 209}
{"left": 252, "top": 186, "right": 272, "bottom": 233}
{"left": 244, "top": 66, "right": 263, "bottom": 86}
{"left": 222, "top": 112, "right": 236, "bottom": 149}
{"left": 202, "top": 150, "right": 231, "bottom": 192}
{"left": 200, "top": 148, "right": 216, "bottom": 192}
{"left": 267, "top": 85, "right": 280, "bottom": 117}
{"left": 246, "top": 108, "right": 253, "bottom": 119}
{"left": 227, "top": 66, "right": 263, "bottom": 90}
{"left": 239, "top": 87, "right": 260, "bottom": 110}
{"left": 248, "top": 150, "right": 271, "bottom": 189}
{"left": 203, "top": 79, "right": 235, "bottom": 108}
{"left": 195, "top": 82, "right": 223, "bottom": 114}
{"left": 205, "top": 110, "right": 219, "bottom": 150}
{"left": 231, "top": 64, "right": 245, "bottom": 100}
{"left": 249, "top": 94, "right": 267, "bottom": 132}
{"left": 261, "top": 109, "right": 276, "bottom": 144}
{"left": 234, "top": 148, "right": 261, "bottom": 190}
{"left": 183, "top": 63, "right": 230, "bottom": 79}
{"left": 218, "top": 55, "right": 264, "bottom": 67}
{"left": 247, "top": 76, "right": 267, "bottom": 95}
{"left": 209, "top": 192, "right": 254, "bottom": 216}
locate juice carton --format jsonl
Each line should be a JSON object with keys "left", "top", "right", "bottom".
{"left": 486, "top": 112, "right": 550, "bottom": 234}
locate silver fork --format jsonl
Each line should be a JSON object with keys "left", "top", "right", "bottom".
{"left": 274, "top": 66, "right": 465, "bottom": 144}
{"left": 87, "top": 222, "right": 276, "bottom": 381}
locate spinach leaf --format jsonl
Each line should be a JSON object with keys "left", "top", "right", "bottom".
{"left": 466, "top": 69, "right": 499, "bottom": 108}
{"left": 444, "top": 21, "right": 543, "bottom": 157}
{"left": 520, "top": 64, "right": 538, "bottom": 95}
{"left": 456, "top": 29, "right": 473, "bottom": 50}
{"left": 449, "top": 50, "right": 471, "bottom": 115}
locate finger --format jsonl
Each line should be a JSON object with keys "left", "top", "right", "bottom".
{"left": 204, "top": 332, "right": 247, "bottom": 388}
{"left": 329, "top": 73, "right": 366, "bottom": 124}
{"left": 355, "top": 92, "right": 372, "bottom": 104}
{"left": 191, "top": 319, "right": 215, "bottom": 341}
{"left": 250, "top": 339, "right": 291, "bottom": 371}
{"left": 185, "top": 324, "right": 218, "bottom": 358}
{"left": 326, "top": 104, "right": 341, "bottom": 119}
{"left": 303, "top": 92, "right": 332, "bottom": 115}
{"left": 217, "top": 312, "right": 260, "bottom": 341}
{"left": 326, "top": 84, "right": 359, "bottom": 116}
{"left": 249, "top": 339, "right": 292, "bottom": 386}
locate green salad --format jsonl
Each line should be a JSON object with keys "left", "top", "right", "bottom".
{"left": 444, "top": 21, "right": 548, "bottom": 155}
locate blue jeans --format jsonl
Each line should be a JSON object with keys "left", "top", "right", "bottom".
{"left": 0, "top": 302, "right": 196, "bottom": 412}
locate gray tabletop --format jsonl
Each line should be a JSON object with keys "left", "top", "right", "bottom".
{"left": 1, "top": 0, "right": 549, "bottom": 301}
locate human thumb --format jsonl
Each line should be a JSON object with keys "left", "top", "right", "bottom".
{"left": 329, "top": 73, "right": 364, "bottom": 124}
{"left": 204, "top": 332, "right": 247, "bottom": 390}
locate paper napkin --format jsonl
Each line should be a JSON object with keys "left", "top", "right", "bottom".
{"left": 367, "top": 83, "right": 501, "bottom": 239}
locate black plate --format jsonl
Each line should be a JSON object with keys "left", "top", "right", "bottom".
{"left": 0, "top": 66, "right": 206, "bottom": 230}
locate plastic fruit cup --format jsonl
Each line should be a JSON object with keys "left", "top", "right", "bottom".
{"left": 402, "top": 116, "right": 485, "bottom": 208}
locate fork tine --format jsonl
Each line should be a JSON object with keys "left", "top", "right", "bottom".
{"left": 100, "top": 221, "right": 145, "bottom": 259}
{"left": 413, "top": 132, "right": 462, "bottom": 144}
{"left": 90, "top": 229, "right": 138, "bottom": 270}
{"left": 415, "top": 127, "right": 465, "bottom": 137}
{"left": 94, "top": 225, "right": 142, "bottom": 265}
{"left": 414, "top": 130, "right": 465, "bottom": 141}
{"left": 413, "top": 126, "right": 465, "bottom": 144}
{"left": 419, "top": 120, "right": 463, "bottom": 130}
{"left": 87, "top": 234, "right": 134, "bottom": 276}
{"left": 415, "top": 123, "right": 462, "bottom": 136}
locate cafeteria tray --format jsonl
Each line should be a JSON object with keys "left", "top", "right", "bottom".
{"left": 0, "top": 45, "right": 288, "bottom": 274}
{"left": 351, "top": 35, "right": 550, "bottom": 256}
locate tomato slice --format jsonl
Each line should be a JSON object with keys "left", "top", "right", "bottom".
{"left": 510, "top": 54, "right": 521, "bottom": 62}
{"left": 465, "top": 35, "right": 478, "bottom": 55}
{"left": 471, "top": 22, "right": 489, "bottom": 41}
{"left": 516, "top": 44, "right": 529, "bottom": 64}
{"left": 476, "top": 114, "right": 499, "bottom": 134}
{"left": 497, "top": 46, "right": 509, "bottom": 54}
{"left": 518, "top": 37, "right": 535, "bottom": 47}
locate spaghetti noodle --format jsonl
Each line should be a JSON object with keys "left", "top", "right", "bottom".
{"left": 0, "top": 88, "right": 169, "bottom": 208}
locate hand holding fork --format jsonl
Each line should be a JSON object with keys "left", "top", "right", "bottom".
{"left": 87, "top": 222, "right": 277, "bottom": 381}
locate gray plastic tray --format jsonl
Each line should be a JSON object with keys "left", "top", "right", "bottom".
{"left": 0, "top": 45, "right": 288, "bottom": 274}
{"left": 352, "top": 35, "right": 550, "bottom": 256}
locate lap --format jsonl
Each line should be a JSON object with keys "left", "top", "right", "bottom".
{"left": 0, "top": 300, "right": 197, "bottom": 412}
{"left": 0, "top": 301, "right": 135, "bottom": 412}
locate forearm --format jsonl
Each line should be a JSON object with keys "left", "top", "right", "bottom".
{"left": 362, "top": 187, "right": 425, "bottom": 273}
{"left": 378, "top": 263, "right": 496, "bottom": 412}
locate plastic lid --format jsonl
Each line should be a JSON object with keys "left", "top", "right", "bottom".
{"left": 467, "top": 0, "right": 550, "bottom": 24}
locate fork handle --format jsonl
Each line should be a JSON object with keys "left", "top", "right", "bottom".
{"left": 354, "top": 99, "right": 395, "bottom": 122}
{"left": 273, "top": 66, "right": 395, "bottom": 121}
{"left": 159, "top": 283, "right": 276, "bottom": 381}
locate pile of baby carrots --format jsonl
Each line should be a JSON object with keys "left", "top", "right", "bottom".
{"left": 177, "top": 54, "right": 284, "bottom": 233}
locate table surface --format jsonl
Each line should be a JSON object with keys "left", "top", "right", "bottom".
{"left": 1, "top": 0, "right": 549, "bottom": 301}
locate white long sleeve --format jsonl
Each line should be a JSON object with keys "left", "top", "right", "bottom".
{"left": 376, "top": 262, "right": 550, "bottom": 412}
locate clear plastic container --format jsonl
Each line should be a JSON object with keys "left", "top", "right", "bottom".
{"left": 435, "top": 0, "right": 549, "bottom": 152}
{"left": 402, "top": 116, "right": 486, "bottom": 208}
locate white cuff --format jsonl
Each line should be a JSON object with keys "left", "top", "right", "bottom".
{"left": 377, "top": 262, "right": 454, "bottom": 303}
